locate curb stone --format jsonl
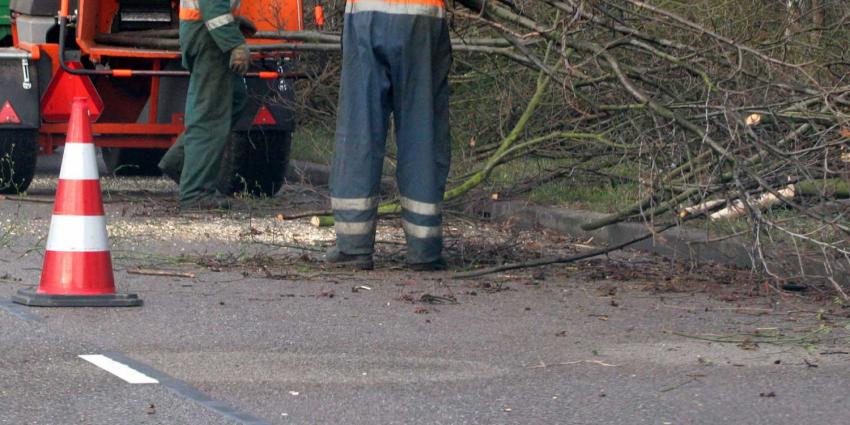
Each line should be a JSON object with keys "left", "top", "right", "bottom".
{"left": 284, "top": 160, "right": 395, "bottom": 194}
{"left": 488, "top": 201, "right": 755, "bottom": 269}
{"left": 285, "top": 160, "right": 333, "bottom": 186}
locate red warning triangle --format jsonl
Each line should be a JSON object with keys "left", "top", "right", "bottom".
{"left": 0, "top": 101, "right": 21, "bottom": 124}
{"left": 40, "top": 62, "right": 104, "bottom": 122}
{"left": 252, "top": 105, "right": 277, "bottom": 125}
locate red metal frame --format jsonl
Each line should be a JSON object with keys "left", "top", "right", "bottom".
{"left": 39, "top": 114, "right": 185, "bottom": 153}
{"left": 148, "top": 60, "right": 161, "bottom": 124}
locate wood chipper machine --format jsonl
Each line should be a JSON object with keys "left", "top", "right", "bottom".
{"left": 0, "top": 0, "right": 308, "bottom": 196}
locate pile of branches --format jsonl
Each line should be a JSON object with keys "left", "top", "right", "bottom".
{"left": 431, "top": 0, "right": 849, "bottom": 293}
{"left": 163, "top": 0, "right": 845, "bottom": 293}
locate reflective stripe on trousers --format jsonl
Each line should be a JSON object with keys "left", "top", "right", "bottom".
{"left": 400, "top": 196, "right": 442, "bottom": 240}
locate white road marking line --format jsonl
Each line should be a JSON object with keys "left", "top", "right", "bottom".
{"left": 103, "top": 352, "right": 271, "bottom": 424}
{"left": 79, "top": 354, "right": 159, "bottom": 384}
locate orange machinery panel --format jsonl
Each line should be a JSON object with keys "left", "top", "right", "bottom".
{"left": 76, "top": 0, "right": 304, "bottom": 60}
{"left": 241, "top": 0, "right": 305, "bottom": 40}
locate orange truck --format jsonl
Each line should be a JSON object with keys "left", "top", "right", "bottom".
{"left": 0, "top": 0, "right": 306, "bottom": 196}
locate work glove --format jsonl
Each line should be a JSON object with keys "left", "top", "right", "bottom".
{"left": 236, "top": 15, "right": 257, "bottom": 37}
{"left": 229, "top": 44, "right": 251, "bottom": 76}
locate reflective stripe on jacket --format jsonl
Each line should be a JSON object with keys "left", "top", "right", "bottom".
{"left": 180, "top": 0, "right": 241, "bottom": 23}
{"left": 179, "top": 0, "right": 202, "bottom": 20}
{"left": 345, "top": 0, "right": 446, "bottom": 18}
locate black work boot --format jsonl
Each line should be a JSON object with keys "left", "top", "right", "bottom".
{"left": 179, "top": 195, "right": 232, "bottom": 211}
{"left": 407, "top": 258, "right": 448, "bottom": 272}
{"left": 158, "top": 135, "right": 184, "bottom": 185}
{"left": 159, "top": 164, "right": 181, "bottom": 186}
{"left": 325, "top": 246, "right": 374, "bottom": 270}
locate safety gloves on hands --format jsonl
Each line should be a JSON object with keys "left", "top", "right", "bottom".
{"left": 229, "top": 44, "right": 251, "bottom": 76}
{"left": 236, "top": 16, "right": 258, "bottom": 37}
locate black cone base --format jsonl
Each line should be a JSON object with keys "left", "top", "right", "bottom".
{"left": 11, "top": 289, "right": 143, "bottom": 307}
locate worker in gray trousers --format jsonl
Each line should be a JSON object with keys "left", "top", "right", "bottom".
{"left": 326, "top": 0, "right": 453, "bottom": 270}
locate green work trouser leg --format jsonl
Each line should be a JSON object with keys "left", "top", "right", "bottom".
{"left": 159, "top": 32, "right": 247, "bottom": 202}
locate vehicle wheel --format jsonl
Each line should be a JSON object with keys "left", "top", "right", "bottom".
{"left": 0, "top": 130, "right": 39, "bottom": 194}
{"left": 102, "top": 148, "right": 166, "bottom": 176}
{"left": 218, "top": 130, "right": 292, "bottom": 197}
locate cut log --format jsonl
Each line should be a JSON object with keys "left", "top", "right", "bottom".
{"left": 710, "top": 185, "right": 796, "bottom": 220}
{"left": 311, "top": 215, "right": 334, "bottom": 227}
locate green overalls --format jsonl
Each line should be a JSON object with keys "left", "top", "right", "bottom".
{"left": 159, "top": 0, "right": 247, "bottom": 204}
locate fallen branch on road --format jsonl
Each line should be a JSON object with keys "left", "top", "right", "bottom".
{"left": 127, "top": 268, "right": 196, "bottom": 279}
{"left": 278, "top": 210, "right": 331, "bottom": 221}
{"left": 0, "top": 195, "right": 53, "bottom": 204}
{"left": 451, "top": 223, "right": 677, "bottom": 279}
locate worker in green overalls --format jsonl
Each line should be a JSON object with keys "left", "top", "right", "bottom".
{"left": 158, "top": 0, "right": 254, "bottom": 209}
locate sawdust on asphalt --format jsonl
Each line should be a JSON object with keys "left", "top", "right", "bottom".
{"left": 16, "top": 177, "right": 578, "bottom": 262}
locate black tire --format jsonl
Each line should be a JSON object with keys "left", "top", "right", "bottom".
{"left": 102, "top": 147, "right": 166, "bottom": 176}
{"left": 0, "top": 130, "right": 39, "bottom": 194}
{"left": 218, "top": 130, "right": 292, "bottom": 197}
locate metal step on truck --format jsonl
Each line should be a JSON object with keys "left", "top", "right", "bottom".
{"left": 0, "top": 0, "right": 305, "bottom": 196}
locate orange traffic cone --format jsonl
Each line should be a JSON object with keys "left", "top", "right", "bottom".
{"left": 12, "top": 97, "right": 141, "bottom": 307}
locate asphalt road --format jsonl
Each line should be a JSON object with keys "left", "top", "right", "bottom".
{"left": 1, "top": 154, "right": 849, "bottom": 424}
